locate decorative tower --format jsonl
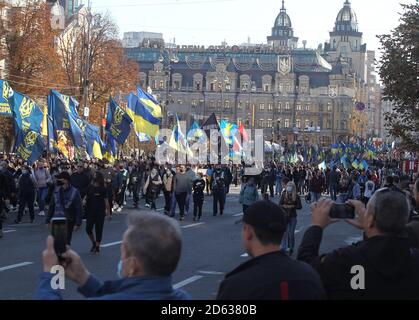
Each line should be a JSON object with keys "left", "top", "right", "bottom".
{"left": 50, "top": 0, "right": 65, "bottom": 30}
{"left": 267, "top": 0, "right": 298, "bottom": 50}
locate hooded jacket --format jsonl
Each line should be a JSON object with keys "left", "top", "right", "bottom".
{"left": 298, "top": 226, "right": 419, "bottom": 300}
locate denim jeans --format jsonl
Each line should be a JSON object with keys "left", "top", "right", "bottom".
{"left": 275, "top": 179, "right": 282, "bottom": 195}
{"left": 311, "top": 192, "right": 321, "bottom": 203}
{"left": 329, "top": 184, "right": 338, "bottom": 201}
{"left": 37, "top": 187, "right": 49, "bottom": 213}
{"left": 281, "top": 217, "right": 297, "bottom": 252}
{"left": 170, "top": 191, "right": 177, "bottom": 215}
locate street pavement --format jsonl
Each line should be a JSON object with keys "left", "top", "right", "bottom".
{"left": 0, "top": 186, "right": 362, "bottom": 300}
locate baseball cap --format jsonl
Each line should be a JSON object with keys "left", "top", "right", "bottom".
{"left": 56, "top": 171, "right": 71, "bottom": 181}
{"left": 240, "top": 201, "right": 287, "bottom": 233}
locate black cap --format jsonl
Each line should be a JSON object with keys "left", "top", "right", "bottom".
{"left": 242, "top": 201, "right": 287, "bottom": 233}
{"left": 56, "top": 171, "right": 71, "bottom": 181}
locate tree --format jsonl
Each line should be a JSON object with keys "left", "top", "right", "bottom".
{"left": 4, "top": 1, "right": 66, "bottom": 96}
{"left": 378, "top": 2, "right": 419, "bottom": 152}
{"left": 57, "top": 9, "right": 138, "bottom": 127}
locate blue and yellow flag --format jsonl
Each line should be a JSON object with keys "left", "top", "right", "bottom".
{"left": 8, "top": 91, "right": 44, "bottom": 132}
{"left": 0, "top": 80, "right": 13, "bottom": 116}
{"left": 106, "top": 97, "right": 132, "bottom": 145}
{"left": 47, "top": 90, "right": 79, "bottom": 132}
{"left": 187, "top": 121, "right": 206, "bottom": 143}
{"left": 169, "top": 115, "right": 192, "bottom": 156}
{"left": 83, "top": 122, "right": 103, "bottom": 160}
{"left": 352, "top": 159, "right": 359, "bottom": 169}
{"left": 68, "top": 115, "right": 86, "bottom": 149}
{"left": 127, "top": 93, "right": 160, "bottom": 138}
{"left": 14, "top": 129, "right": 45, "bottom": 165}
{"left": 137, "top": 87, "right": 162, "bottom": 118}
{"left": 103, "top": 134, "right": 116, "bottom": 164}
{"left": 220, "top": 120, "right": 238, "bottom": 146}
{"left": 47, "top": 116, "right": 57, "bottom": 153}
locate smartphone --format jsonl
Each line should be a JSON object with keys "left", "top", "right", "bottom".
{"left": 51, "top": 217, "right": 68, "bottom": 257}
{"left": 330, "top": 204, "right": 355, "bottom": 219}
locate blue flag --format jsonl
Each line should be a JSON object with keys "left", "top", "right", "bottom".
{"left": 83, "top": 122, "right": 103, "bottom": 159}
{"left": 14, "top": 129, "right": 45, "bottom": 165}
{"left": 47, "top": 90, "right": 79, "bottom": 132}
{"left": 8, "top": 91, "right": 44, "bottom": 133}
{"left": 127, "top": 93, "right": 161, "bottom": 138}
{"left": 106, "top": 97, "right": 132, "bottom": 145}
{"left": 0, "top": 80, "right": 13, "bottom": 116}
{"left": 47, "top": 116, "right": 57, "bottom": 153}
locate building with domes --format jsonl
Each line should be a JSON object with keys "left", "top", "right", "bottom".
{"left": 124, "top": 0, "right": 384, "bottom": 145}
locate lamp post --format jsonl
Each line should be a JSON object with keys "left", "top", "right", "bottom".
{"left": 158, "top": 49, "right": 179, "bottom": 128}
{"left": 215, "top": 72, "right": 229, "bottom": 122}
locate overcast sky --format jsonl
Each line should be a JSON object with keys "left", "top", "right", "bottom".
{"left": 87, "top": 0, "right": 413, "bottom": 56}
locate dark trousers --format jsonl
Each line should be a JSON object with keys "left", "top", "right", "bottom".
{"left": 67, "top": 220, "right": 75, "bottom": 245}
{"left": 163, "top": 190, "right": 172, "bottom": 213}
{"left": 243, "top": 204, "right": 250, "bottom": 214}
{"left": 330, "top": 184, "right": 338, "bottom": 201}
{"left": 132, "top": 184, "right": 140, "bottom": 206}
{"left": 205, "top": 179, "right": 210, "bottom": 195}
{"left": 269, "top": 183, "right": 274, "bottom": 197}
{"left": 146, "top": 190, "right": 157, "bottom": 210}
{"left": 213, "top": 188, "right": 225, "bottom": 215}
{"left": 193, "top": 200, "right": 203, "bottom": 218}
{"left": 17, "top": 193, "right": 35, "bottom": 221}
{"left": 86, "top": 214, "right": 105, "bottom": 243}
{"left": 175, "top": 192, "right": 187, "bottom": 217}
{"left": 116, "top": 186, "right": 126, "bottom": 207}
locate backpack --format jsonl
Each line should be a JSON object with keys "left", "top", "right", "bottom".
{"left": 212, "top": 171, "right": 225, "bottom": 190}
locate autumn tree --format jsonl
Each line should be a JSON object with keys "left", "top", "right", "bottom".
{"left": 378, "top": 2, "right": 419, "bottom": 152}
{"left": 4, "top": 0, "right": 66, "bottom": 96}
{"left": 57, "top": 9, "right": 139, "bottom": 127}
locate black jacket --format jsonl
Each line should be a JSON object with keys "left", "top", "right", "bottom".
{"left": 192, "top": 178, "right": 205, "bottom": 201}
{"left": 297, "top": 226, "right": 419, "bottom": 300}
{"left": 217, "top": 251, "right": 325, "bottom": 300}
{"left": 70, "top": 172, "right": 90, "bottom": 196}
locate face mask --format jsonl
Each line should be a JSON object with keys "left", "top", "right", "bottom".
{"left": 286, "top": 186, "right": 293, "bottom": 193}
{"left": 56, "top": 180, "right": 64, "bottom": 187}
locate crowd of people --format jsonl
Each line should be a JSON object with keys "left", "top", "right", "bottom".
{"left": 1, "top": 153, "right": 419, "bottom": 300}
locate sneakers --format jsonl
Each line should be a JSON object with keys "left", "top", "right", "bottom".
{"left": 145, "top": 203, "right": 150, "bottom": 209}
{"left": 116, "top": 207, "right": 122, "bottom": 213}
{"left": 179, "top": 216, "right": 185, "bottom": 221}
{"left": 38, "top": 211, "right": 45, "bottom": 217}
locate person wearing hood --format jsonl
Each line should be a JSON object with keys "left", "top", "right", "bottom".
{"left": 297, "top": 188, "right": 419, "bottom": 299}
{"left": 15, "top": 166, "right": 37, "bottom": 224}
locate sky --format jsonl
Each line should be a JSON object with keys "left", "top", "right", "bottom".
{"left": 86, "top": 0, "right": 414, "bottom": 57}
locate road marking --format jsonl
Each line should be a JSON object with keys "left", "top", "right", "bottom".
{"left": 0, "top": 262, "right": 34, "bottom": 272}
{"left": 198, "top": 271, "right": 224, "bottom": 275}
{"left": 240, "top": 253, "right": 249, "bottom": 258}
{"left": 3, "top": 229, "right": 17, "bottom": 234}
{"left": 156, "top": 208, "right": 164, "bottom": 212}
{"left": 233, "top": 213, "right": 243, "bottom": 217}
{"left": 181, "top": 222, "right": 205, "bottom": 229}
{"left": 173, "top": 275, "right": 203, "bottom": 290}
{"left": 101, "top": 241, "right": 122, "bottom": 248}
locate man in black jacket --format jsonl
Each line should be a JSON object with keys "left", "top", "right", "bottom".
{"left": 217, "top": 201, "right": 325, "bottom": 300}
{"left": 297, "top": 189, "right": 419, "bottom": 300}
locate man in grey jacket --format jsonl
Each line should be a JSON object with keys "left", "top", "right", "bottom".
{"left": 172, "top": 166, "right": 192, "bottom": 221}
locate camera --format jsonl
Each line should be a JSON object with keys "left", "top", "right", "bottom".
{"left": 329, "top": 204, "right": 355, "bottom": 220}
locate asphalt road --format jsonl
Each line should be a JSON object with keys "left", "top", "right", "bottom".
{"left": 0, "top": 186, "right": 362, "bottom": 300}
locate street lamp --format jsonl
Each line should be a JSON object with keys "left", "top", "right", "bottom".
{"left": 158, "top": 49, "right": 179, "bottom": 128}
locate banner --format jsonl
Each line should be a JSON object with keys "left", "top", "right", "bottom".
{"left": 9, "top": 91, "right": 44, "bottom": 132}
{"left": 106, "top": 97, "right": 132, "bottom": 145}
{"left": 0, "top": 80, "right": 13, "bottom": 116}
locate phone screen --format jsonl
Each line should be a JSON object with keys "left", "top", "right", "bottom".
{"left": 51, "top": 217, "right": 67, "bottom": 257}
{"left": 330, "top": 204, "right": 355, "bottom": 219}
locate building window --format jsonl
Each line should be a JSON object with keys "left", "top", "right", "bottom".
{"left": 327, "top": 102, "right": 332, "bottom": 111}
{"left": 196, "top": 82, "right": 201, "bottom": 91}
{"left": 264, "top": 84, "right": 270, "bottom": 92}
{"left": 305, "top": 119, "right": 310, "bottom": 129}
{"left": 159, "top": 80, "right": 165, "bottom": 89}
{"left": 259, "top": 103, "right": 265, "bottom": 110}
{"left": 238, "top": 101, "right": 243, "bottom": 109}
{"left": 296, "top": 103, "right": 301, "bottom": 111}
{"left": 318, "top": 104, "right": 323, "bottom": 112}
{"left": 266, "top": 119, "right": 272, "bottom": 128}
{"left": 296, "top": 119, "right": 301, "bottom": 128}
{"left": 285, "top": 102, "right": 290, "bottom": 110}
{"left": 306, "top": 104, "right": 310, "bottom": 111}
{"left": 246, "top": 101, "right": 251, "bottom": 108}
{"left": 224, "top": 100, "right": 230, "bottom": 109}
{"left": 278, "top": 84, "right": 283, "bottom": 92}
{"left": 284, "top": 119, "right": 290, "bottom": 128}
{"left": 217, "top": 100, "right": 222, "bottom": 108}
{"left": 327, "top": 120, "right": 331, "bottom": 129}
{"left": 287, "top": 84, "right": 292, "bottom": 93}
{"left": 225, "top": 83, "right": 231, "bottom": 91}
{"left": 173, "top": 81, "right": 181, "bottom": 90}
{"left": 209, "top": 100, "right": 215, "bottom": 109}
{"left": 278, "top": 102, "right": 282, "bottom": 110}
{"left": 177, "top": 99, "right": 183, "bottom": 105}
{"left": 192, "top": 100, "right": 197, "bottom": 106}
{"left": 259, "top": 119, "right": 264, "bottom": 127}
{"left": 268, "top": 103, "right": 273, "bottom": 110}
{"left": 210, "top": 82, "right": 216, "bottom": 91}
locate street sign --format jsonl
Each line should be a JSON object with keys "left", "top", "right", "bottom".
{"left": 84, "top": 107, "right": 90, "bottom": 117}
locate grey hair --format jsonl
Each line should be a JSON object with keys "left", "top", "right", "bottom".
{"left": 368, "top": 190, "right": 410, "bottom": 235}
{"left": 125, "top": 211, "right": 182, "bottom": 277}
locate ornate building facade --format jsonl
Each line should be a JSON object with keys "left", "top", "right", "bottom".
{"left": 125, "top": 1, "right": 378, "bottom": 146}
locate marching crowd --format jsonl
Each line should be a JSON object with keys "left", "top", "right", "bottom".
{"left": 1, "top": 154, "right": 419, "bottom": 300}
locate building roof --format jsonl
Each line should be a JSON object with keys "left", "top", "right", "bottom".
{"left": 334, "top": 0, "right": 359, "bottom": 32}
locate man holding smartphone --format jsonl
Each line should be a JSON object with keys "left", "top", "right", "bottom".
{"left": 46, "top": 171, "right": 82, "bottom": 245}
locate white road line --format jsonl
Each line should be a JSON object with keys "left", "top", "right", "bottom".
{"left": 0, "top": 262, "right": 34, "bottom": 272}
{"left": 240, "top": 253, "right": 249, "bottom": 258}
{"left": 233, "top": 213, "right": 243, "bottom": 217}
{"left": 181, "top": 223, "right": 205, "bottom": 229}
{"left": 198, "top": 271, "right": 224, "bottom": 275}
{"left": 156, "top": 208, "right": 164, "bottom": 212}
{"left": 3, "top": 229, "right": 17, "bottom": 234}
{"left": 101, "top": 241, "right": 122, "bottom": 248}
{"left": 173, "top": 275, "right": 203, "bottom": 290}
